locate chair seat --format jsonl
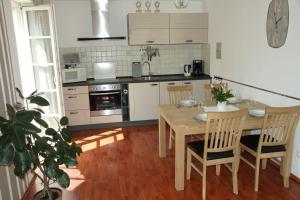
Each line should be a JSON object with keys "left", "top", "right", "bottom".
{"left": 240, "top": 135, "right": 286, "bottom": 153}
{"left": 187, "top": 140, "right": 234, "bottom": 160}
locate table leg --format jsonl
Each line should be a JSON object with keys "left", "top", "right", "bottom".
{"left": 159, "top": 114, "right": 166, "bottom": 157}
{"left": 175, "top": 131, "right": 185, "bottom": 191}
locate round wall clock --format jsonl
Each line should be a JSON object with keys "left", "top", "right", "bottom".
{"left": 266, "top": 0, "right": 289, "bottom": 48}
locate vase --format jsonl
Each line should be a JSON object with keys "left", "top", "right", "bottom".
{"left": 217, "top": 101, "right": 227, "bottom": 111}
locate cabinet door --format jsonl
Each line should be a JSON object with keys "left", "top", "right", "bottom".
{"left": 65, "top": 110, "right": 90, "bottom": 126}
{"left": 129, "top": 82, "right": 160, "bottom": 121}
{"left": 128, "top": 29, "right": 169, "bottom": 45}
{"left": 128, "top": 13, "right": 169, "bottom": 29}
{"left": 159, "top": 81, "right": 182, "bottom": 105}
{"left": 170, "top": 29, "right": 208, "bottom": 44}
{"left": 64, "top": 94, "right": 90, "bottom": 110}
{"left": 170, "top": 13, "right": 208, "bottom": 29}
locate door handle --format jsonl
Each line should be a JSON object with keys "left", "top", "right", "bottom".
{"left": 146, "top": 40, "right": 154, "bottom": 44}
{"left": 70, "top": 111, "right": 79, "bottom": 115}
{"left": 68, "top": 96, "right": 77, "bottom": 99}
{"left": 151, "top": 83, "right": 158, "bottom": 86}
{"left": 183, "top": 82, "right": 191, "bottom": 85}
{"left": 67, "top": 88, "right": 76, "bottom": 91}
{"left": 89, "top": 91, "right": 121, "bottom": 96}
{"left": 185, "top": 40, "right": 193, "bottom": 43}
{"left": 168, "top": 83, "right": 175, "bottom": 85}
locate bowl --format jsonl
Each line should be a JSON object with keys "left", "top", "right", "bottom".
{"left": 248, "top": 109, "right": 265, "bottom": 117}
{"left": 227, "top": 97, "right": 242, "bottom": 104}
{"left": 180, "top": 100, "right": 195, "bottom": 107}
{"left": 194, "top": 113, "right": 208, "bottom": 121}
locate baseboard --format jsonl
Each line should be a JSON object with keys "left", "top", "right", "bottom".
{"left": 21, "top": 174, "right": 37, "bottom": 200}
{"left": 269, "top": 159, "right": 300, "bottom": 184}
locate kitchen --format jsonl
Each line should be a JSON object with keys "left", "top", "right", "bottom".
{"left": 1, "top": 0, "right": 300, "bottom": 200}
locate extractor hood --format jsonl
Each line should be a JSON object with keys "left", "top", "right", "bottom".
{"left": 77, "top": 0, "right": 126, "bottom": 41}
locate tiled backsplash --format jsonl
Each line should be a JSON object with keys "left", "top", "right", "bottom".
{"left": 59, "top": 44, "right": 210, "bottom": 78}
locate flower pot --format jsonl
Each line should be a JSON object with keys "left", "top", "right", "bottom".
{"left": 32, "top": 188, "right": 62, "bottom": 200}
{"left": 217, "top": 101, "right": 227, "bottom": 111}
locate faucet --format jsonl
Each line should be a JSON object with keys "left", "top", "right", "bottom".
{"left": 143, "top": 61, "right": 152, "bottom": 76}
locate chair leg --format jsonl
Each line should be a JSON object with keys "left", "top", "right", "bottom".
{"left": 236, "top": 146, "right": 241, "bottom": 172}
{"left": 186, "top": 149, "right": 192, "bottom": 180}
{"left": 202, "top": 165, "right": 207, "bottom": 200}
{"left": 262, "top": 159, "right": 268, "bottom": 170}
{"left": 216, "top": 165, "right": 221, "bottom": 176}
{"left": 282, "top": 156, "right": 290, "bottom": 188}
{"left": 168, "top": 128, "right": 173, "bottom": 149}
{"left": 254, "top": 158, "right": 261, "bottom": 192}
{"left": 232, "top": 160, "right": 238, "bottom": 195}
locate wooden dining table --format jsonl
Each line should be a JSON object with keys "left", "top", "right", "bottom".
{"left": 158, "top": 101, "right": 267, "bottom": 191}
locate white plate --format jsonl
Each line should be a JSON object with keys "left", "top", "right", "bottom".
{"left": 180, "top": 99, "right": 195, "bottom": 107}
{"left": 204, "top": 105, "right": 239, "bottom": 112}
{"left": 194, "top": 113, "right": 208, "bottom": 121}
{"left": 248, "top": 109, "right": 265, "bottom": 117}
{"left": 227, "top": 97, "right": 242, "bottom": 104}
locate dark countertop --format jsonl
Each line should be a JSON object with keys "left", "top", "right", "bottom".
{"left": 63, "top": 74, "right": 211, "bottom": 87}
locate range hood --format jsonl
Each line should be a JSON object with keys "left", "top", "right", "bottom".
{"left": 77, "top": 0, "right": 126, "bottom": 41}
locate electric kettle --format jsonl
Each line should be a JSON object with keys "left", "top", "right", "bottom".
{"left": 184, "top": 64, "right": 192, "bottom": 77}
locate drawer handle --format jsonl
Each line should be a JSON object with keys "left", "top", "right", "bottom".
{"left": 185, "top": 40, "right": 193, "bottom": 43}
{"left": 168, "top": 83, "right": 175, "bottom": 85}
{"left": 68, "top": 96, "right": 77, "bottom": 99}
{"left": 146, "top": 40, "right": 154, "bottom": 44}
{"left": 70, "top": 112, "right": 79, "bottom": 115}
{"left": 183, "top": 82, "right": 191, "bottom": 85}
{"left": 67, "top": 88, "right": 76, "bottom": 91}
{"left": 151, "top": 83, "right": 158, "bottom": 86}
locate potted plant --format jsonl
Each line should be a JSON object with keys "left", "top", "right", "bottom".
{"left": 211, "top": 85, "right": 234, "bottom": 111}
{"left": 0, "top": 89, "right": 82, "bottom": 200}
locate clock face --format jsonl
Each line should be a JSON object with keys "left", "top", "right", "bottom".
{"left": 266, "top": 0, "right": 289, "bottom": 48}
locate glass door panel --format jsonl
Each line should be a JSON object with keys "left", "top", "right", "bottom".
{"left": 30, "top": 39, "right": 53, "bottom": 64}
{"left": 27, "top": 10, "right": 50, "bottom": 36}
{"left": 33, "top": 65, "right": 55, "bottom": 90}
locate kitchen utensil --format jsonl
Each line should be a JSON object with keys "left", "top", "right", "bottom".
{"left": 192, "top": 60, "right": 204, "bottom": 76}
{"left": 184, "top": 64, "right": 192, "bottom": 77}
{"left": 132, "top": 62, "right": 142, "bottom": 78}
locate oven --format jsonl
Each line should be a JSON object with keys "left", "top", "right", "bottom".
{"left": 89, "top": 84, "right": 122, "bottom": 117}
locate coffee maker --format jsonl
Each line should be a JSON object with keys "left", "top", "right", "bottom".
{"left": 192, "top": 60, "right": 204, "bottom": 76}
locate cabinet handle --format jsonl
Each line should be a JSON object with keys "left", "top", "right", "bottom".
{"left": 67, "top": 88, "right": 76, "bottom": 91}
{"left": 151, "top": 83, "right": 158, "bottom": 86}
{"left": 168, "top": 83, "right": 175, "bottom": 85}
{"left": 183, "top": 82, "right": 191, "bottom": 85}
{"left": 146, "top": 40, "right": 154, "bottom": 44}
{"left": 68, "top": 96, "right": 77, "bottom": 99}
{"left": 185, "top": 40, "right": 193, "bottom": 43}
{"left": 70, "top": 112, "right": 79, "bottom": 115}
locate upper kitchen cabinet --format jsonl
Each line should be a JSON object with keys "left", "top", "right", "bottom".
{"left": 170, "top": 13, "right": 208, "bottom": 44}
{"left": 128, "top": 13, "right": 170, "bottom": 45}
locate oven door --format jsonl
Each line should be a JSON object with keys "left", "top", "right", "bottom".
{"left": 89, "top": 90, "right": 122, "bottom": 117}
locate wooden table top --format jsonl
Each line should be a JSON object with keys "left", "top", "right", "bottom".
{"left": 159, "top": 100, "right": 267, "bottom": 135}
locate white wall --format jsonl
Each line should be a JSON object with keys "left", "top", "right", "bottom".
{"left": 53, "top": 0, "right": 208, "bottom": 48}
{"left": 208, "top": 0, "right": 300, "bottom": 177}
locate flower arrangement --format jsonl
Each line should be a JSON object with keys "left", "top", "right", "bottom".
{"left": 211, "top": 85, "right": 234, "bottom": 103}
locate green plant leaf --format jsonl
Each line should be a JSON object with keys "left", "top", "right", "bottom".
{"left": 29, "top": 96, "right": 49, "bottom": 106}
{"left": 61, "top": 128, "right": 72, "bottom": 142}
{"left": 45, "top": 163, "right": 59, "bottom": 179}
{"left": 28, "top": 150, "right": 39, "bottom": 170}
{"left": 32, "top": 108, "right": 45, "bottom": 114}
{"left": 6, "top": 104, "right": 15, "bottom": 120}
{"left": 64, "top": 157, "right": 77, "bottom": 166}
{"left": 16, "top": 110, "right": 35, "bottom": 122}
{"left": 34, "top": 118, "right": 48, "bottom": 128}
{"left": 15, "top": 88, "right": 24, "bottom": 99}
{"left": 13, "top": 151, "right": 31, "bottom": 177}
{"left": 0, "top": 144, "right": 15, "bottom": 165}
{"left": 57, "top": 171, "right": 70, "bottom": 188}
{"left": 0, "top": 116, "right": 8, "bottom": 127}
{"left": 29, "top": 90, "right": 38, "bottom": 97}
{"left": 45, "top": 128, "right": 57, "bottom": 136}
{"left": 59, "top": 116, "right": 69, "bottom": 126}
{"left": 11, "top": 127, "right": 26, "bottom": 150}
{"left": 15, "top": 121, "right": 41, "bottom": 134}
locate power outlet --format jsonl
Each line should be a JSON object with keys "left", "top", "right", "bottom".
{"left": 297, "top": 150, "right": 300, "bottom": 158}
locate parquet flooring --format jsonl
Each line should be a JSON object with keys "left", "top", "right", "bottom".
{"left": 23, "top": 125, "right": 300, "bottom": 200}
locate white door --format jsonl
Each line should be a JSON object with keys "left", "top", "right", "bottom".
{"left": 22, "top": 6, "right": 63, "bottom": 126}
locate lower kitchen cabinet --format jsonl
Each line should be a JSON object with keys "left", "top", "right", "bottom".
{"left": 65, "top": 110, "right": 90, "bottom": 126}
{"left": 159, "top": 81, "right": 183, "bottom": 104}
{"left": 129, "top": 82, "right": 160, "bottom": 121}
{"left": 182, "top": 80, "right": 210, "bottom": 102}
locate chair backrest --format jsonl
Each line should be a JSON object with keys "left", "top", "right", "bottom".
{"left": 203, "top": 109, "right": 247, "bottom": 159}
{"left": 204, "top": 83, "right": 228, "bottom": 104}
{"left": 167, "top": 85, "right": 193, "bottom": 105}
{"left": 257, "top": 105, "right": 300, "bottom": 152}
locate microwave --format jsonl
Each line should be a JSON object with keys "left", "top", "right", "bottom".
{"left": 62, "top": 68, "right": 87, "bottom": 83}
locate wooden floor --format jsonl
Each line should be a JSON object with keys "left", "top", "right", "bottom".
{"left": 23, "top": 125, "right": 300, "bottom": 200}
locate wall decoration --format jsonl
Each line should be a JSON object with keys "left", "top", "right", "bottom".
{"left": 266, "top": 0, "right": 289, "bottom": 48}
{"left": 154, "top": 1, "right": 160, "bottom": 13}
{"left": 136, "top": 1, "right": 142, "bottom": 13}
{"left": 216, "top": 42, "right": 222, "bottom": 59}
{"left": 145, "top": 0, "right": 152, "bottom": 13}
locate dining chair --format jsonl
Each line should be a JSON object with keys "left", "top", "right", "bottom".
{"left": 203, "top": 83, "right": 228, "bottom": 105}
{"left": 186, "top": 109, "right": 247, "bottom": 200}
{"left": 167, "top": 85, "right": 194, "bottom": 149}
{"left": 240, "top": 105, "right": 300, "bottom": 192}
